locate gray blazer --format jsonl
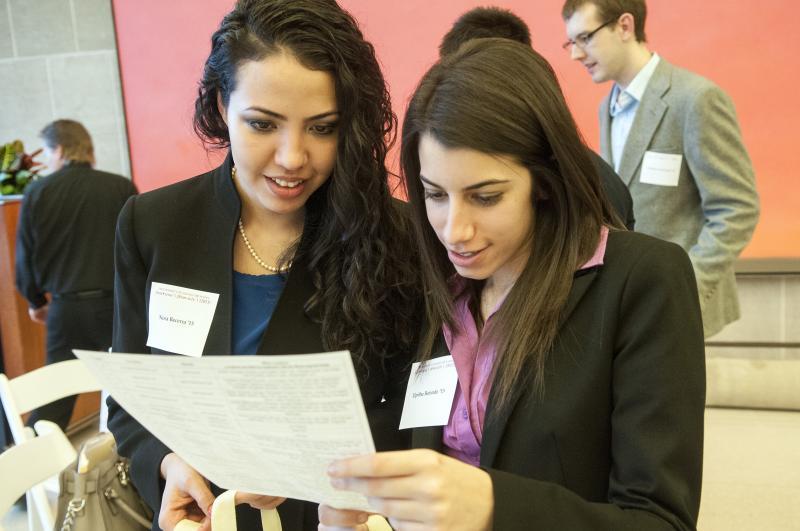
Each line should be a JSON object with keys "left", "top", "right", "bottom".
{"left": 599, "top": 58, "right": 759, "bottom": 337}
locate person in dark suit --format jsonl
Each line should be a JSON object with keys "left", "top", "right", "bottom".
{"left": 106, "top": 1, "right": 421, "bottom": 531}
{"left": 15, "top": 119, "right": 137, "bottom": 431}
{"left": 319, "top": 39, "right": 704, "bottom": 531}
{"left": 439, "top": 6, "right": 635, "bottom": 230}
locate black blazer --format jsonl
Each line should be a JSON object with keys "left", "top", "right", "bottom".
{"left": 413, "top": 231, "right": 705, "bottom": 530}
{"left": 15, "top": 162, "right": 137, "bottom": 307}
{"left": 590, "top": 150, "right": 635, "bottom": 231}
{"left": 107, "top": 156, "right": 410, "bottom": 531}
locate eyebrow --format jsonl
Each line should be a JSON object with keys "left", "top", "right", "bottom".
{"left": 420, "top": 175, "right": 510, "bottom": 191}
{"left": 244, "top": 107, "right": 339, "bottom": 121}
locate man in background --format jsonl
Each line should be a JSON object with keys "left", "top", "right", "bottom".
{"left": 562, "top": 0, "right": 759, "bottom": 337}
{"left": 15, "top": 119, "right": 137, "bottom": 430}
{"left": 440, "top": 6, "right": 635, "bottom": 230}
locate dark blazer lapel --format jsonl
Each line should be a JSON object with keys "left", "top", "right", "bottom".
{"left": 257, "top": 223, "right": 325, "bottom": 355}
{"left": 599, "top": 93, "right": 613, "bottom": 163}
{"left": 201, "top": 155, "right": 239, "bottom": 357}
{"left": 617, "top": 60, "right": 671, "bottom": 186}
{"left": 561, "top": 267, "right": 600, "bottom": 323}
{"left": 480, "top": 268, "right": 600, "bottom": 467}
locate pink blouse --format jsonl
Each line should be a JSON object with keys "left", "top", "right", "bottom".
{"left": 442, "top": 227, "right": 609, "bottom": 466}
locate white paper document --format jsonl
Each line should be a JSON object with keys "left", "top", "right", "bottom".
{"left": 640, "top": 151, "right": 683, "bottom": 186}
{"left": 399, "top": 356, "right": 458, "bottom": 429}
{"left": 74, "top": 349, "right": 375, "bottom": 511}
{"left": 146, "top": 282, "right": 220, "bottom": 357}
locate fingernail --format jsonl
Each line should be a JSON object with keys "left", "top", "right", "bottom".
{"left": 327, "top": 461, "right": 342, "bottom": 475}
{"left": 330, "top": 477, "right": 346, "bottom": 489}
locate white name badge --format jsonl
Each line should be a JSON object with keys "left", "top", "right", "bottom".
{"left": 399, "top": 355, "right": 458, "bottom": 430}
{"left": 146, "top": 282, "right": 219, "bottom": 357}
{"left": 640, "top": 151, "right": 682, "bottom": 187}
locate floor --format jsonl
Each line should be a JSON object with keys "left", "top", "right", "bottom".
{"left": 697, "top": 408, "right": 800, "bottom": 530}
{"left": 4, "top": 408, "right": 800, "bottom": 530}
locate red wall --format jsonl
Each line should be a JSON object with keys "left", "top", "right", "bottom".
{"left": 112, "top": 0, "right": 798, "bottom": 258}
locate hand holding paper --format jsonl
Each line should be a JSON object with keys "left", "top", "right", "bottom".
{"left": 75, "top": 349, "right": 377, "bottom": 511}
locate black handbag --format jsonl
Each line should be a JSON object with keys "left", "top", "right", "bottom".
{"left": 55, "top": 431, "right": 153, "bottom": 531}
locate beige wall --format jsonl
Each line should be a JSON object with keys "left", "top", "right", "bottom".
{"left": 0, "top": 0, "right": 130, "bottom": 177}
{"left": 710, "top": 274, "right": 800, "bottom": 360}
{"left": 706, "top": 273, "right": 800, "bottom": 410}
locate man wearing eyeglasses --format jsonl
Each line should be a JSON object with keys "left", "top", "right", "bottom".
{"left": 562, "top": 0, "right": 759, "bottom": 338}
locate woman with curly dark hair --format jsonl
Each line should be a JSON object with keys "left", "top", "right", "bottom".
{"left": 106, "top": 1, "right": 420, "bottom": 530}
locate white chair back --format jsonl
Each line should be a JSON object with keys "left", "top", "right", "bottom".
{"left": 0, "top": 359, "right": 101, "bottom": 530}
{"left": 0, "top": 421, "right": 77, "bottom": 531}
{"left": 0, "top": 359, "right": 101, "bottom": 442}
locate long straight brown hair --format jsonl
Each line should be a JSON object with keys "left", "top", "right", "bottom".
{"left": 401, "top": 38, "right": 619, "bottom": 409}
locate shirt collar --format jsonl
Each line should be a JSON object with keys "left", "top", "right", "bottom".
{"left": 580, "top": 225, "right": 608, "bottom": 270}
{"left": 611, "top": 53, "right": 660, "bottom": 106}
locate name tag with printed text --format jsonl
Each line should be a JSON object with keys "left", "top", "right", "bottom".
{"left": 640, "top": 151, "right": 682, "bottom": 186}
{"left": 399, "top": 355, "right": 458, "bottom": 429}
{"left": 147, "top": 282, "right": 219, "bottom": 357}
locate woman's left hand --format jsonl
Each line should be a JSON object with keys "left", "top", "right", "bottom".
{"left": 326, "top": 449, "right": 493, "bottom": 531}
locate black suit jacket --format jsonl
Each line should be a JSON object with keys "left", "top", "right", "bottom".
{"left": 15, "top": 162, "right": 137, "bottom": 307}
{"left": 107, "top": 155, "right": 410, "bottom": 531}
{"left": 591, "top": 150, "right": 635, "bottom": 230}
{"left": 413, "top": 231, "right": 704, "bottom": 530}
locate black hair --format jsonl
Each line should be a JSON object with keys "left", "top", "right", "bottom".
{"left": 439, "top": 7, "right": 531, "bottom": 57}
{"left": 195, "top": 0, "right": 421, "bottom": 366}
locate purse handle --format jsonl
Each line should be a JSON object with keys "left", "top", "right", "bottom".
{"left": 174, "top": 490, "right": 392, "bottom": 531}
{"left": 174, "top": 490, "right": 280, "bottom": 531}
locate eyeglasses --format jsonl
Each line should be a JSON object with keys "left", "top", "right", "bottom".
{"left": 562, "top": 19, "right": 616, "bottom": 51}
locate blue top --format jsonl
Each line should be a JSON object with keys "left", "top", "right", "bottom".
{"left": 231, "top": 271, "right": 287, "bottom": 355}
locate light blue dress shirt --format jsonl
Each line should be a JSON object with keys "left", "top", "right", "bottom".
{"left": 610, "top": 53, "right": 661, "bottom": 172}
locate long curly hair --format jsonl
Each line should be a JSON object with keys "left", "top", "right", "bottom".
{"left": 194, "top": 0, "right": 421, "bottom": 366}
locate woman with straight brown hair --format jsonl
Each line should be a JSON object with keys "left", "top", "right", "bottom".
{"left": 320, "top": 38, "right": 704, "bottom": 531}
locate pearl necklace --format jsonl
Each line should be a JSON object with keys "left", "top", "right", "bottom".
{"left": 232, "top": 167, "right": 292, "bottom": 274}
{"left": 237, "top": 219, "right": 292, "bottom": 273}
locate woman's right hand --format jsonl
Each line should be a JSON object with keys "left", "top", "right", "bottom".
{"left": 158, "top": 453, "right": 215, "bottom": 531}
